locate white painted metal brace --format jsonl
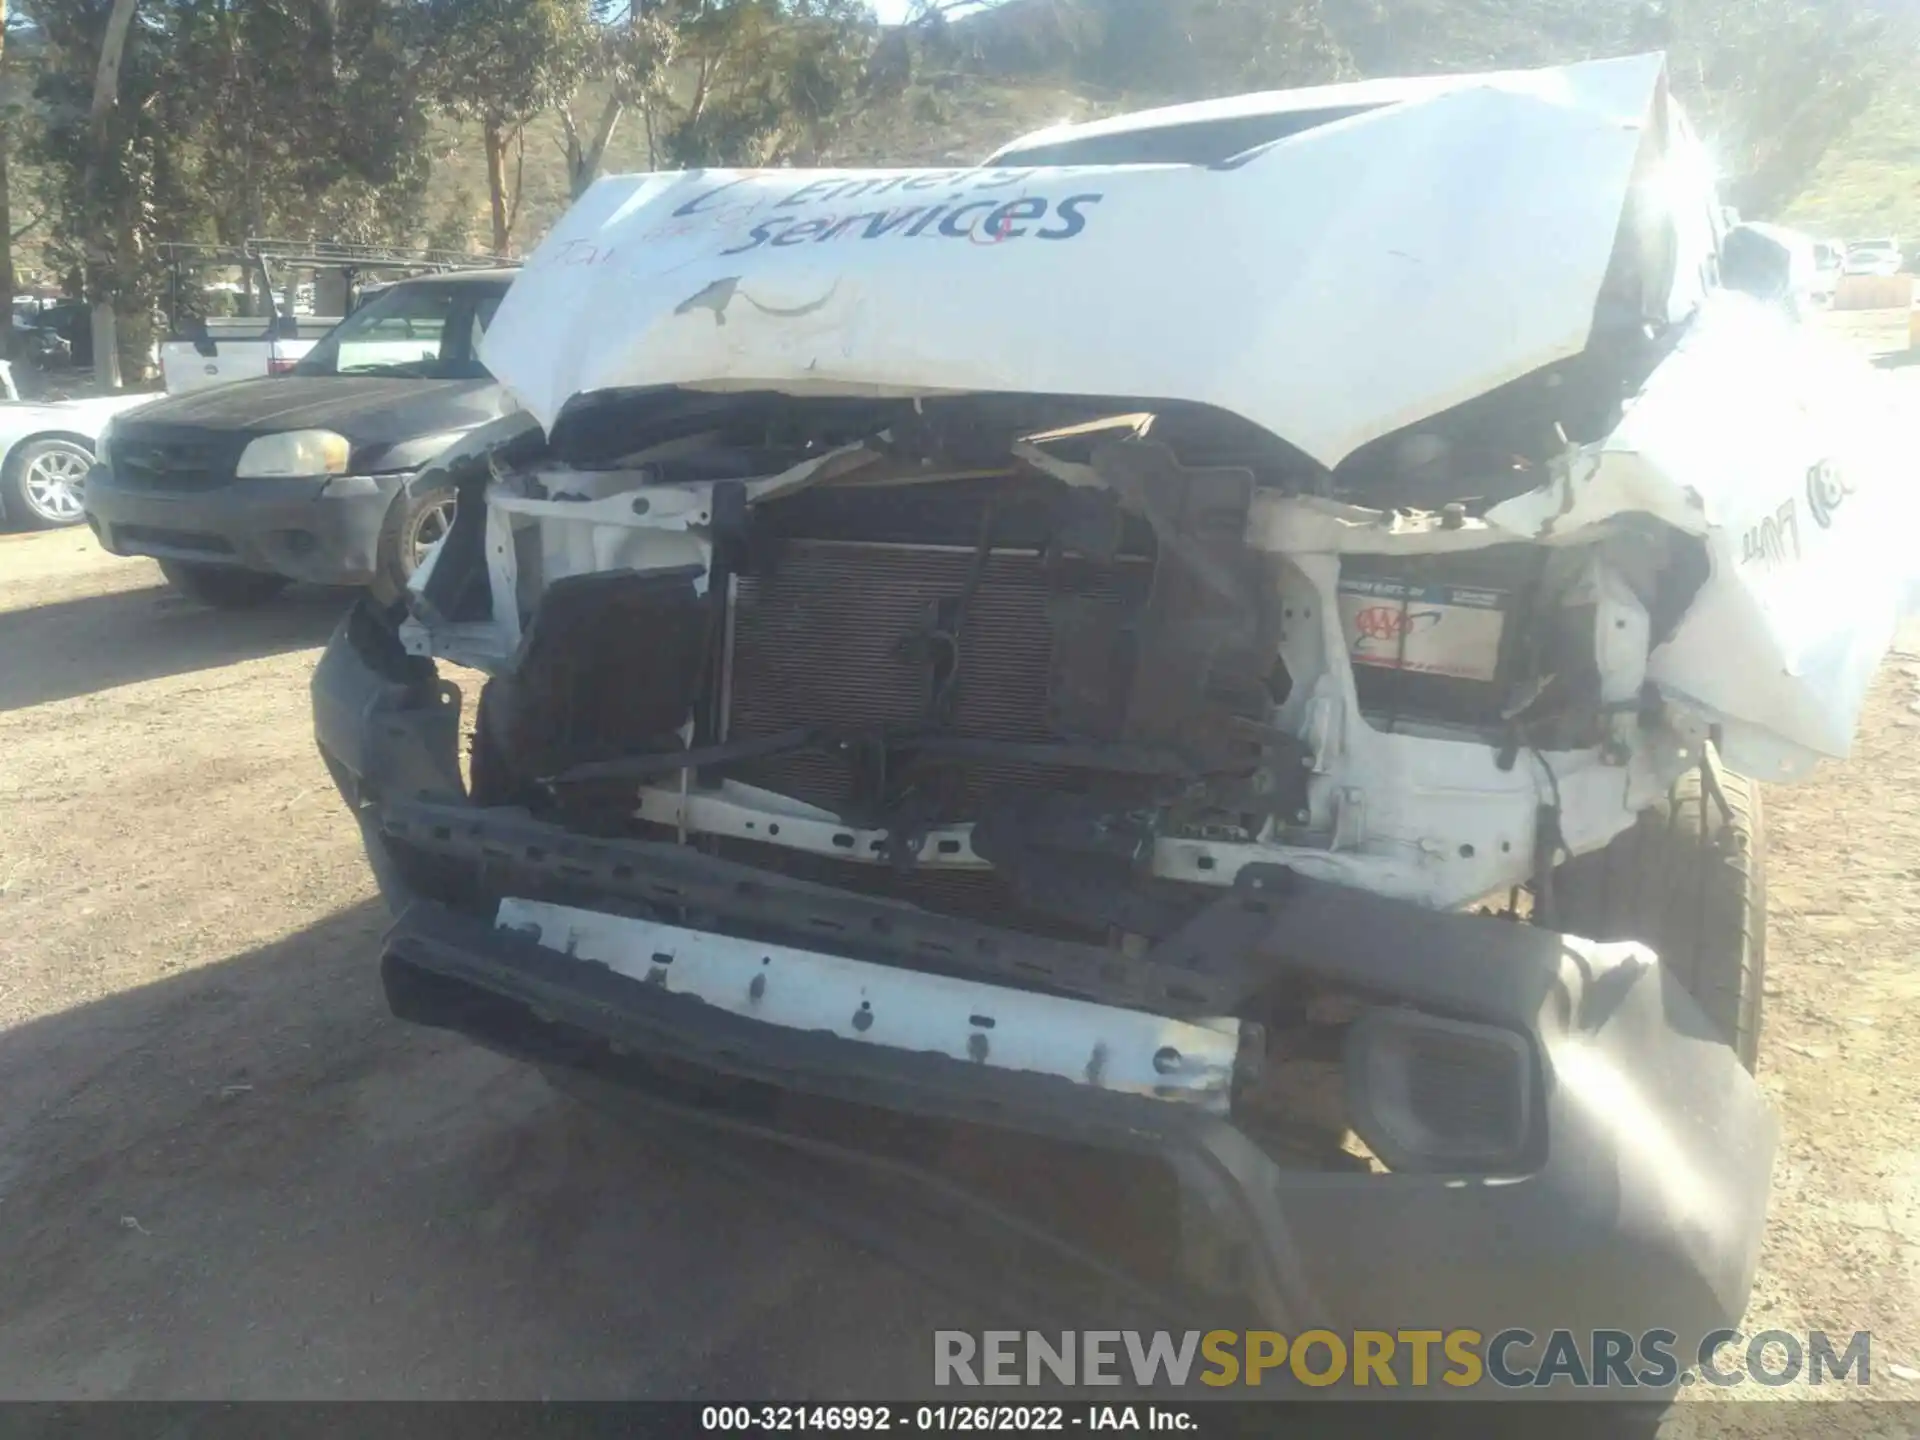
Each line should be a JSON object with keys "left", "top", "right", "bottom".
{"left": 496, "top": 898, "right": 1241, "bottom": 1111}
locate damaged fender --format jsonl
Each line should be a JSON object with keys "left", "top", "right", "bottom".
{"left": 1486, "top": 295, "right": 1914, "bottom": 778}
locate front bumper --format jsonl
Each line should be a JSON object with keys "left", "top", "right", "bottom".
{"left": 85, "top": 466, "right": 403, "bottom": 586}
{"left": 313, "top": 600, "right": 1778, "bottom": 1363}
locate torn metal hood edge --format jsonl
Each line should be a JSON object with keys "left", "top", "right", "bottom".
{"left": 480, "top": 53, "right": 1677, "bottom": 472}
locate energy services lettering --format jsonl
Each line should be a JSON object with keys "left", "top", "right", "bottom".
{"left": 718, "top": 194, "right": 1103, "bottom": 254}
{"left": 672, "top": 170, "right": 1106, "bottom": 255}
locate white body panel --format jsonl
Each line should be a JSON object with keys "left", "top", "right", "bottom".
{"left": 496, "top": 898, "right": 1241, "bottom": 1110}
{"left": 159, "top": 325, "right": 327, "bottom": 395}
{"left": 0, "top": 391, "right": 157, "bottom": 451}
{"left": 0, "top": 392, "right": 157, "bottom": 468}
{"left": 1842, "top": 248, "right": 1902, "bottom": 278}
{"left": 1483, "top": 294, "right": 1913, "bottom": 780}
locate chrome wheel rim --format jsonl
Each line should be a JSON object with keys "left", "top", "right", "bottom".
{"left": 22, "top": 446, "right": 90, "bottom": 523}
{"left": 409, "top": 496, "right": 456, "bottom": 569}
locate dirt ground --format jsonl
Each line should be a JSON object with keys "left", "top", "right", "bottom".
{"left": 0, "top": 337, "right": 1917, "bottom": 1417}
{"left": 0, "top": 537, "right": 999, "bottom": 1400}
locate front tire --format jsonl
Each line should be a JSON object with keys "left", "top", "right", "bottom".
{"left": 157, "top": 559, "right": 292, "bottom": 610}
{"left": 2, "top": 437, "right": 94, "bottom": 530}
{"left": 1552, "top": 746, "right": 1766, "bottom": 1070}
{"left": 370, "top": 482, "right": 456, "bottom": 605}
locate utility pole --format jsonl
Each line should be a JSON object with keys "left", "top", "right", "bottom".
{"left": 0, "top": 0, "right": 13, "bottom": 363}
{"left": 84, "top": 0, "right": 141, "bottom": 389}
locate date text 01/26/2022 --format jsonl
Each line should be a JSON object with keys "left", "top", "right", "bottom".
{"left": 700, "top": 1406, "right": 1197, "bottom": 1432}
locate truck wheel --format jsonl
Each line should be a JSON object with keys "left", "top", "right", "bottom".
{"left": 157, "top": 559, "right": 291, "bottom": 610}
{"left": 2, "top": 437, "right": 94, "bottom": 529}
{"left": 1551, "top": 746, "right": 1766, "bottom": 1071}
{"left": 370, "top": 482, "right": 456, "bottom": 606}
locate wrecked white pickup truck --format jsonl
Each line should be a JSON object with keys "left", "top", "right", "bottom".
{"left": 313, "top": 53, "right": 1908, "bottom": 1379}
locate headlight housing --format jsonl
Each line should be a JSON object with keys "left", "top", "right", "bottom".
{"left": 93, "top": 418, "right": 116, "bottom": 470}
{"left": 235, "top": 429, "right": 351, "bottom": 479}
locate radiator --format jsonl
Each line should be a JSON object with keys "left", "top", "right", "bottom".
{"left": 725, "top": 538, "right": 1148, "bottom": 823}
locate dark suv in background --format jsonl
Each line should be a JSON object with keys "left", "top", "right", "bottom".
{"left": 84, "top": 268, "right": 516, "bottom": 607}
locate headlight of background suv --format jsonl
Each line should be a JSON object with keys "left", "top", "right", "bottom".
{"left": 235, "top": 429, "right": 351, "bottom": 479}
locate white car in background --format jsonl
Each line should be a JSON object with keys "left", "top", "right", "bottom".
{"left": 0, "top": 371, "right": 159, "bottom": 529}
{"left": 1843, "top": 239, "right": 1903, "bottom": 276}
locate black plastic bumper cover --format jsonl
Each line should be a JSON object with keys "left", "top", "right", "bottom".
{"left": 313, "top": 600, "right": 1778, "bottom": 1354}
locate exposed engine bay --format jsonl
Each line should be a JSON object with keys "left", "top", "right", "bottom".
{"left": 405, "top": 277, "right": 1897, "bottom": 947}
{"left": 367, "top": 295, "right": 1831, "bottom": 1202}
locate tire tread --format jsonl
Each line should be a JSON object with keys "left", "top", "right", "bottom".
{"left": 1552, "top": 747, "right": 1765, "bottom": 1070}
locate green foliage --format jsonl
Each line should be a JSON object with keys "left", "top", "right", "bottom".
{"left": 1784, "top": 77, "right": 1920, "bottom": 239}
{"left": 424, "top": 182, "right": 479, "bottom": 254}
{"left": 24, "top": 0, "right": 442, "bottom": 371}
{"left": 587, "top": 0, "right": 678, "bottom": 115}
{"left": 1666, "top": 0, "right": 1908, "bottom": 217}
{"left": 554, "top": 1, "right": 675, "bottom": 191}
{"left": 920, "top": 0, "right": 1913, "bottom": 219}
{"left": 176, "top": 0, "right": 435, "bottom": 243}
{"left": 910, "top": 85, "right": 950, "bottom": 126}
{"left": 1082, "top": 0, "right": 1349, "bottom": 92}
{"left": 645, "top": 0, "right": 878, "bottom": 166}
{"left": 419, "top": 0, "right": 595, "bottom": 133}
{"left": 419, "top": 0, "right": 603, "bottom": 247}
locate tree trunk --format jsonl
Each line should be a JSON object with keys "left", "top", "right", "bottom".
{"left": 0, "top": 0, "right": 12, "bottom": 365}
{"left": 572, "top": 96, "right": 624, "bottom": 199}
{"left": 84, "top": 0, "right": 141, "bottom": 390}
{"left": 505, "top": 126, "right": 526, "bottom": 244}
{"left": 90, "top": 302, "right": 119, "bottom": 389}
{"left": 561, "top": 108, "right": 583, "bottom": 191}
{"left": 484, "top": 120, "right": 510, "bottom": 256}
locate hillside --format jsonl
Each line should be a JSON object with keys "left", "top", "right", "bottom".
{"left": 416, "top": 0, "right": 1920, "bottom": 255}
{"left": 1785, "top": 79, "right": 1920, "bottom": 239}
{"left": 432, "top": 68, "right": 1920, "bottom": 260}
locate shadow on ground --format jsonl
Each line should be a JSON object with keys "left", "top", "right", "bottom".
{"left": 0, "top": 581, "right": 352, "bottom": 713}
{"left": 0, "top": 901, "right": 999, "bottom": 1399}
{"left": 0, "top": 890, "right": 1706, "bottom": 1427}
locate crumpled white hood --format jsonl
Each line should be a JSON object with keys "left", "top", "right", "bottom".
{"left": 483, "top": 53, "right": 1672, "bottom": 469}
